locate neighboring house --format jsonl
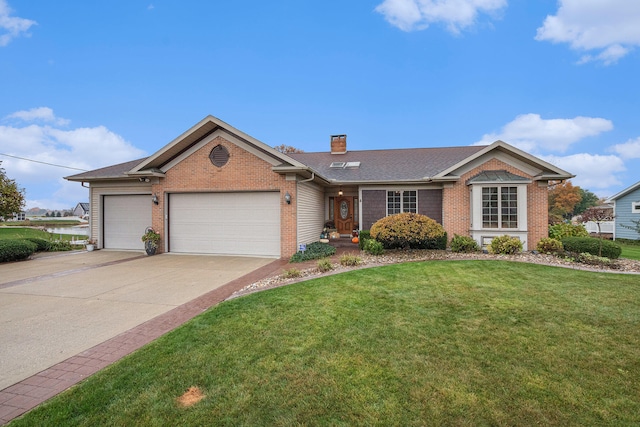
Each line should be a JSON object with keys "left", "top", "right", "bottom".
{"left": 65, "top": 115, "right": 573, "bottom": 257}
{"left": 606, "top": 181, "right": 640, "bottom": 240}
{"left": 73, "top": 202, "right": 90, "bottom": 218}
{"left": 12, "top": 212, "right": 26, "bottom": 221}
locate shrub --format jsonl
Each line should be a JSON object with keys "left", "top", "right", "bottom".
{"left": 576, "top": 252, "right": 619, "bottom": 268}
{"left": 48, "top": 240, "right": 73, "bottom": 252}
{"left": 0, "top": 239, "right": 38, "bottom": 263}
{"left": 358, "top": 230, "right": 371, "bottom": 250}
{"left": 450, "top": 234, "right": 479, "bottom": 253}
{"left": 549, "top": 223, "right": 588, "bottom": 240}
{"left": 363, "top": 239, "right": 385, "bottom": 255}
{"left": 282, "top": 268, "right": 301, "bottom": 279}
{"left": 22, "top": 237, "right": 52, "bottom": 252}
{"left": 561, "top": 237, "right": 622, "bottom": 259}
{"left": 289, "top": 242, "right": 336, "bottom": 263}
{"left": 340, "top": 254, "right": 362, "bottom": 266}
{"left": 536, "top": 238, "right": 563, "bottom": 254}
{"left": 370, "top": 213, "right": 446, "bottom": 250}
{"left": 489, "top": 235, "right": 523, "bottom": 255}
{"left": 317, "top": 258, "right": 334, "bottom": 273}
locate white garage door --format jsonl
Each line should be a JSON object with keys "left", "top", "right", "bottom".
{"left": 103, "top": 195, "right": 152, "bottom": 250}
{"left": 169, "top": 192, "right": 281, "bottom": 257}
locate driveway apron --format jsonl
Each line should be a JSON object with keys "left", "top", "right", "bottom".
{"left": 0, "top": 251, "right": 274, "bottom": 391}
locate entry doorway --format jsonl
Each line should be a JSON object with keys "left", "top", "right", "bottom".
{"left": 334, "top": 196, "right": 354, "bottom": 235}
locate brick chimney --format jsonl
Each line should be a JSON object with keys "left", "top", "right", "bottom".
{"left": 330, "top": 134, "right": 346, "bottom": 154}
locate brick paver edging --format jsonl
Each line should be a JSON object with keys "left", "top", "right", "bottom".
{"left": 0, "top": 258, "right": 287, "bottom": 425}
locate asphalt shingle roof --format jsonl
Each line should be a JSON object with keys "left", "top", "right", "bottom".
{"left": 288, "top": 146, "right": 486, "bottom": 183}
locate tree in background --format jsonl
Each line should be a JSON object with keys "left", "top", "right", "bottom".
{"left": 548, "top": 180, "right": 581, "bottom": 224}
{"left": 581, "top": 206, "right": 615, "bottom": 257}
{"left": 572, "top": 188, "right": 601, "bottom": 216}
{"left": 274, "top": 144, "right": 304, "bottom": 154}
{"left": 0, "top": 161, "right": 25, "bottom": 220}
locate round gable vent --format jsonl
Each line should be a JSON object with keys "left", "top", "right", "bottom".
{"left": 209, "top": 145, "right": 230, "bottom": 167}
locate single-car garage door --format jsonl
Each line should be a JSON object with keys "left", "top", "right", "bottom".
{"left": 169, "top": 192, "right": 281, "bottom": 257}
{"left": 103, "top": 195, "right": 152, "bottom": 250}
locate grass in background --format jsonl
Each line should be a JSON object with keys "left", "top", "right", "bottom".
{"left": 10, "top": 261, "right": 640, "bottom": 426}
{"left": 618, "top": 240, "right": 640, "bottom": 261}
{"left": 0, "top": 227, "right": 86, "bottom": 243}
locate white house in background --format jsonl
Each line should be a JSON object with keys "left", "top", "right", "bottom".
{"left": 12, "top": 212, "right": 26, "bottom": 221}
{"left": 606, "top": 181, "right": 640, "bottom": 240}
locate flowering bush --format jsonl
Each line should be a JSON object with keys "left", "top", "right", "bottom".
{"left": 141, "top": 227, "right": 161, "bottom": 249}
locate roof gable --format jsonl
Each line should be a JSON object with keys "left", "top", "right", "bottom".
{"left": 607, "top": 180, "right": 640, "bottom": 202}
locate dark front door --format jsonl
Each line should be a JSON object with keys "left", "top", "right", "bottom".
{"left": 335, "top": 197, "right": 353, "bottom": 235}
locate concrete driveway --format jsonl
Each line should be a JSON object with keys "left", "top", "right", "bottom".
{"left": 0, "top": 250, "right": 275, "bottom": 391}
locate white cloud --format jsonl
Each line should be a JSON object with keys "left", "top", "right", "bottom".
{"left": 6, "top": 107, "right": 70, "bottom": 126}
{"left": 0, "top": 108, "right": 146, "bottom": 209}
{"left": 540, "top": 153, "right": 625, "bottom": 193}
{"left": 0, "top": 0, "right": 37, "bottom": 47}
{"left": 612, "top": 137, "right": 640, "bottom": 159}
{"left": 535, "top": 0, "right": 640, "bottom": 65}
{"left": 375, "top": 0, "right": 506, "bottom": 33}
{"left": 475, "top": 113, "right": 613, "bottom": 153}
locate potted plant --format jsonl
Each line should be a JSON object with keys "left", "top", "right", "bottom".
{"left": 86, "top": 238, "right": 97, "bottom": 252}
{"left": 141, "top": 227, "right": 161, "bottom": 255}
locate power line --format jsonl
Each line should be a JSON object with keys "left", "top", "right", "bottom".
{"left": 0, "top": 152, "right": 88, "bottom": 172}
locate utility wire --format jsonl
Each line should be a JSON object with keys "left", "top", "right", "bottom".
{"left": 0, "top": 152, "right": 88, "bottom": 171}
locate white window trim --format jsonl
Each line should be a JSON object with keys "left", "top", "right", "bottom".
{"left": 470, "top": 184, "right": 528, "bottom": 232}
{"left": 632, "top": 201, "right": 640, "bottom": 214}
{"left": 386, "top": 190, "right": 418, "bottom": 216}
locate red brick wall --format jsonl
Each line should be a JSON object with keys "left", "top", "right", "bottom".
{"left": 442, "top": 158, "right": 549, "bottom": 248}
{"left": 150, "top": 135, "right": 297, "bottom": 257}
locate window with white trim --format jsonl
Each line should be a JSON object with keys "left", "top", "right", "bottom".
{"left": 633, "top": 201, "right": 640, "bottom": 213}
{"left": 482, "top": 186, "right": 518, "bottom": 229}
{"left": 387, "top": 190, "right": 417, "bottom": 215}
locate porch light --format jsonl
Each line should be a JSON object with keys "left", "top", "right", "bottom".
{"left": 152, "top": 193, "right": 159, "bottom": 205}
{"left": 338, "top": 188, "right": 343, "bottom": 196}
{"left": 284, "top": 192, "right": 291, "bottom": 204}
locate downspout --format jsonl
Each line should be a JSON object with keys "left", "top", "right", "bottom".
{"left": 299, "top": 172, "right": 315, "bottom": 183}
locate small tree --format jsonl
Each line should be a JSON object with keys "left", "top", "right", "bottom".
{"left": 0, "top": 162, "right": 25, "bottom": 220}
{"left": 581, "top": 206, "right": 614, "bottom": 256}
{"left": 620, "top": 219, "right": 640, "bottom": 239}
{"left": 274, "top": 144, "right": 304, "bottom": 154}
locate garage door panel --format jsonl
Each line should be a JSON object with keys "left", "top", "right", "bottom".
{"left": 103, "top": 195, "right": 152, "bottom": 250}
{"left": 169, "top": 192, "right": 280, "bottom": 257}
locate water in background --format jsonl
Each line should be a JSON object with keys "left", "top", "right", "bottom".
{"left": 46, "top": 226, "right": 90, "bottom": 236}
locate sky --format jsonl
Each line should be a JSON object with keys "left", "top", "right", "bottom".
{"left": 1, "top": 0, "right": 639, "bottom": 210}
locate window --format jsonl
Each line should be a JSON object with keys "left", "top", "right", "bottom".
{"left": 633, "top": 202, "right": 640, "bottom": 213}
{"left": 387, "top": 190, "right": 416, "bottom": 215}
{"left": 482, "top": 186, "right": 517, "bottom": 229}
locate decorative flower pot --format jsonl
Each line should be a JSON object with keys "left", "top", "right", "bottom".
{"left": 86, "top": 244, "right": 95, "bottom": 252}
{"left": 144, "top": 240, "right": 157, "bottom": 256}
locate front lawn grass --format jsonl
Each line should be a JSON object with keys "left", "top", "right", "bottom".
{"left": 11, "top": 261, "right": 640, "bottom": 426}
{"left": 0, "top": 227, "right": 86, "bottom": 242}
{"left": 619, "top": 241, "right": 640, "bottom": 260}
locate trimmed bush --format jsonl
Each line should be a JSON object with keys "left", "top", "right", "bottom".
{"left": 450, "top": 234, "right": 479, "bottom": 253}
{"left": 370, "top": 213, "right": 446, "bottom": 250}
{"left": 23, "top": 237, "right": 52, "bottom": 252}
{"left": 363, "top": 239, "right": 385, "bottom": 255}
{"left": 536, "top": 238, "right": 563, "bottom": 254}
{"left": 549, "top": 223, "right": 588, "bottom": 240}
{"left": 358, "top": 230, "right": 371, "bottom": 250}
{"left": 489, "top": 235, "right": 523, "bottom": 255}
{"left": 289, "top": 242, "right": 336, "bottom": 263}
{"left": 0, "top": 239, "right": 38, "bottom": 263}
{"left": 562, "top": 237, "right": 621, "bottom": 259}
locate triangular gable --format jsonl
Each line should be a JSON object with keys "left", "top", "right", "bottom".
{"left": 607, "top": 180, "right": 640, "bottom": 202}
{"left": 127, "top": 115, "right": 309, "bottom": 176}
{"left": 431, "top": 140, "right": 574, "bottom": 182}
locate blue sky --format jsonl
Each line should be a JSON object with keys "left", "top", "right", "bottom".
{"left": 1, "top": 0, "right": 639, "bottom": 210}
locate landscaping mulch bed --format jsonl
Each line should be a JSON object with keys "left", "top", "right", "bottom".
{"left": 230, "top": 249, "right": 640, "bottom": 299}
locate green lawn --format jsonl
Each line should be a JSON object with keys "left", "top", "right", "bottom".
{"left": 10, "top": 261, "right": 640, "bottom": 426}
{"left": 0, "top": 227, "right": 86, "bottom": 242}
{"left": 619, "top": 241, "right": 640, "bottom": 261}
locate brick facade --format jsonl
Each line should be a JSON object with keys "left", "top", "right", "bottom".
{"left": 150, "top": 136, "right": 298, "bottom": 257}
{"left": 442, "top": 158, "right": 549, "bottom": 248}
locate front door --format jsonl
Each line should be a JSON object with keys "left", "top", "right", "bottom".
{"left": 335, "top": 197, "right": 353, "bottom": 235}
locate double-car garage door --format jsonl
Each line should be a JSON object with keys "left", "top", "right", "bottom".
{"left": 103, "top": 192, "right": 280, "bottom": 257}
